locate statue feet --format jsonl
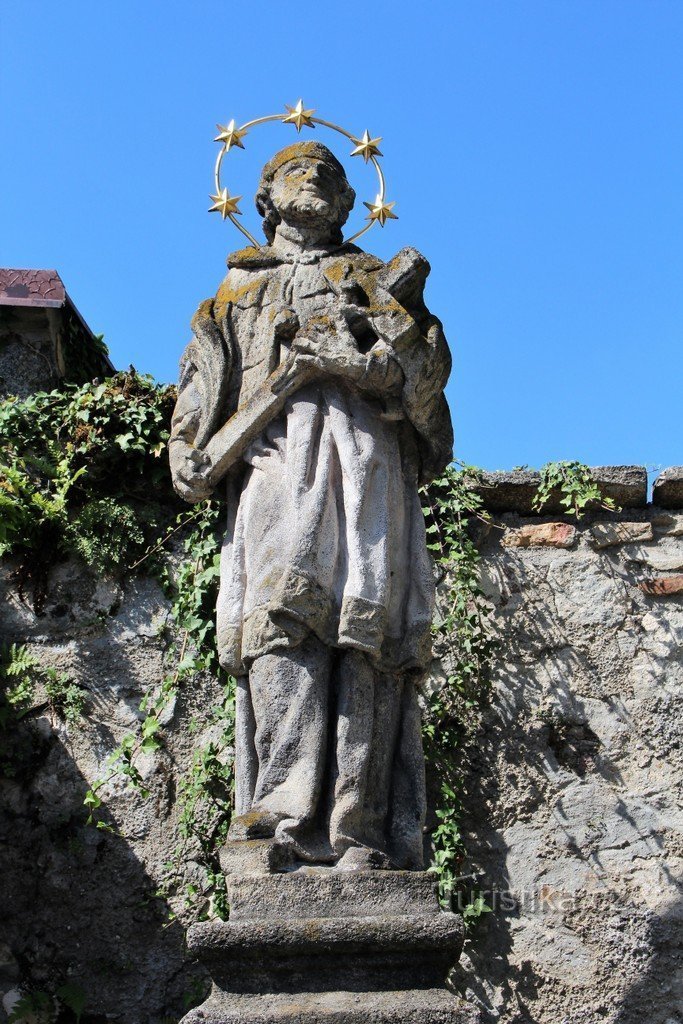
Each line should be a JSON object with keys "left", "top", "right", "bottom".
{"left": 226, "top": 809, "right": 285, "bottom": 841}
{"left": 335, "top": 844, "right": 395, "bottom": 871}
{"left": 225, "top": 812, "right": 396, "bottom": 873}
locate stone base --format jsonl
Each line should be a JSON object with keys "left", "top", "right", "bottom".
{"left": 180, "top": 870, "right": 479, "bottom": 1024}
{"left": 182, "top": 988, "right": 478, "bottom": 1023}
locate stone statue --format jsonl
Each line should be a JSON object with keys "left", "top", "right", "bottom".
{"left": 169, "top": 140, "right": 453, "bottom": 874}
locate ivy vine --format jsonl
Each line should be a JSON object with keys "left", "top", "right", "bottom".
{"left": 0, "top": 371, "right": 177, "bottom": 608}
{"left": 420, "top": 463, "right": 498, "bottom": 916}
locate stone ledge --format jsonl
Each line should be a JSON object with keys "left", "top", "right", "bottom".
{"left": 469, "top": 465, "right": 648, "bottom": 514}
{"left": 185, "top": 910, "right": 465, "bottom": 1003}
{"left": 653, "top": 467, "right": 683, "bottom": 509}
{"left": 181, "top": 988, "right": 480, "bottom": 1024}
{"left": 187, "top": 913, "right": 463, "bottom": 959}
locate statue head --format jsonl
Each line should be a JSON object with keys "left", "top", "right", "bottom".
{"left": 255, "top": 141, "right": 356, "bottom": 245}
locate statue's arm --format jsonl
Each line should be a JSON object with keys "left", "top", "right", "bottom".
{"left": 399, "top": 311, "right": 454, "bottom": 483}
{"left": 169, "top": 355, "right": 214, "bottom": 503}
{"left": 169, "top": 298, "right": 232, "bottom": 503}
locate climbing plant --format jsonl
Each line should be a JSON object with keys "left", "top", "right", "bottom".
{"left": 0, "top": 371, "right": 177, "bottom": 608}
{"left": 420, "top": 463, "right": 498, "bottom": 913}
{"left": 6, "top": 983, "right": 85, "bottom": 1024}
{"left": 533, "top": 460, "right": 618, "bottom": 516}
{"left": 82, "top": 498, "right": 236, "bottom": 919}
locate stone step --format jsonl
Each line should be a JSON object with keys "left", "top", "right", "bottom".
{"left": 181, "top": 988, "right": 480, "bottom": 1024}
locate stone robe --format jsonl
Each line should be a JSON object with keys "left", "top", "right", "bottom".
{"left": 170, "top": 242, "right": 452, "bottom": 868}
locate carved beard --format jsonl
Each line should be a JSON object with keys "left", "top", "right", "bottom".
{"left": 291, "top": 194, "right": 330, "bottom": 215}
{"left": 275, "top": 189, "right": 341, "bottom": 227}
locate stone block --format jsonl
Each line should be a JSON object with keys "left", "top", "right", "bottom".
{"left": 639, "top": 576, "right": 683, "bottom": 596}
{"left": 653, "top": 467, "right": 683, "bottom": 509}
{"left": 219, "top": 838, "right": 295, "bottom": 876}
{"left": 470, "top": 466, "right": 647, "bottom": 514}
{"left": 590, "top": 465, "right": 648, "bottom": 508}
{"left": 469, "top": 469, "right": 541, "bottom": 515}
{"left": 590, "top": 521, "right": 654, "bottom": 548}
{"left": 652, "top": 512, "right": 683, "bottom": 536}
{"left": 228, "top": 869, "right": 440, "bottom": 920}
{"left": 184, "top": 913, "right": 467, "bottom": 1013}
{"left": 627, "top": 547, "right": 683, "bottom": 572}
{"left": 502, "top": 522, "right": 577, "bottom": 548}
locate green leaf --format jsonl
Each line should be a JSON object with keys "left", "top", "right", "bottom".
{"left": 57, "top": 983, "right": 86, "bottom": 1020}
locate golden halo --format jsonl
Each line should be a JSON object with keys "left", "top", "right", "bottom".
{"left": 209, "top": 100, "right": 397, "bottom": 247}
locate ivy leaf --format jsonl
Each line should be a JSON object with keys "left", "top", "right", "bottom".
{"left": 115, "top": 432, "right": 135, "bottom": 450}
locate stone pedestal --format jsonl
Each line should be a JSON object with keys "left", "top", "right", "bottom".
{"left": 181, "top": 868, "right": 479, "bottom": 1023}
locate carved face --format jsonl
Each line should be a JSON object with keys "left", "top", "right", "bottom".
{"left": 269, "top": 157, "right": 347, "bottom": 227}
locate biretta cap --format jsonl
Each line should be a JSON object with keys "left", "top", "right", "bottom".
{"left": 259, "top": 141, "right": 346, "bottom": 183}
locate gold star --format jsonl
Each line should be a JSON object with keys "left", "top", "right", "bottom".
{"left": 208, "top": 188, "right": 243, "bottom": 219}
{"left": 283, "top": 99, "right": 316, "bottom": 132}
{"left": 350, "top": 130, "right": 383, "bottom": 163}
{"left": 214, "top": 119, "right": 247, "bottom": 151}
{"left": 363, "top": 195, "right": 398, "bottom": 226}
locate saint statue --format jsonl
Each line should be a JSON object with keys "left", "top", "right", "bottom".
{"left": 169, "top": 140, "right": 452, "bottom": 872}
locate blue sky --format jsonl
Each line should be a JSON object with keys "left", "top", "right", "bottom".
{"left": 2, "top": 1, "right": 682, "bottom": 471}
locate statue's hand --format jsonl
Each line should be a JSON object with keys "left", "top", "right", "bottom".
{"left": 289, "top": 329, "right": 365, "bottom": 383}
{"left": 281, "top": 333, "right": 403, "bottom": 401}
{"left": 169, "top": 442, "right": 214, "bottom": 503}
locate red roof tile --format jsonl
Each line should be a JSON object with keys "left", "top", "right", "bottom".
{"left": 0, "top": 269, "right": 67, "bottom": 308}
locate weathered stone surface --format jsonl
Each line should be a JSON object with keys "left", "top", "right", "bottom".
{"left": 181, "top": 988, "right": 480, "bottom": 1024}
{"left": 219, "top": 838, "right": 295, "bottom": 876}
{"left": 183, "top": 898, "right": 470, "bottom": 1020}
{"left": 188, "top": 913, "right": 463, "bottom": 964}
{"left": 471, "top": 465, "right": 647, "bottom": 514}
{"left": 653, "top": 466, "right": 683, "bottom": 509}
{"left": 469, "top": 468, "right": 542, "bottom": 514}
{"left": 228, "top": 870, "right": 440, "bottom": 921}
{"left": 169, "top": 141, "right": 452, "bottom": 875}
{"left": 437, "top": 508, "right": 683, "bottom": 1024}
{"left": 0, "top": 561, "right": 207, "bottom": 1022}
{"left": 502, "top": 521, "right": 577, "bottom": 548}
{"left": 639, "top": 575, "right": 683, "bottom": 595}
{"left": 652, "top": 511, "right": 683, "bottom": 536}
{"left": 591, "top": 464, "right": 649, "bottom": 507}
{"left": 626, "top": 545, "right": 683, "bottom": 571}
{"left": 181, "top": 867, "right": 473, "bottom": 1023}
{"left": 590, "top": 520, "right": 654, "bottom": 548}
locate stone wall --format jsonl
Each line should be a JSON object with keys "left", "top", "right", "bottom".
{"left": 0, "top": 564, "right": 214, "bottom": 1021}
{"left": 1, "top": 467, "right": 681, "bottom": 1023}
{"left": 450, "top": 467, "right": 683, "bottom": 1024}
